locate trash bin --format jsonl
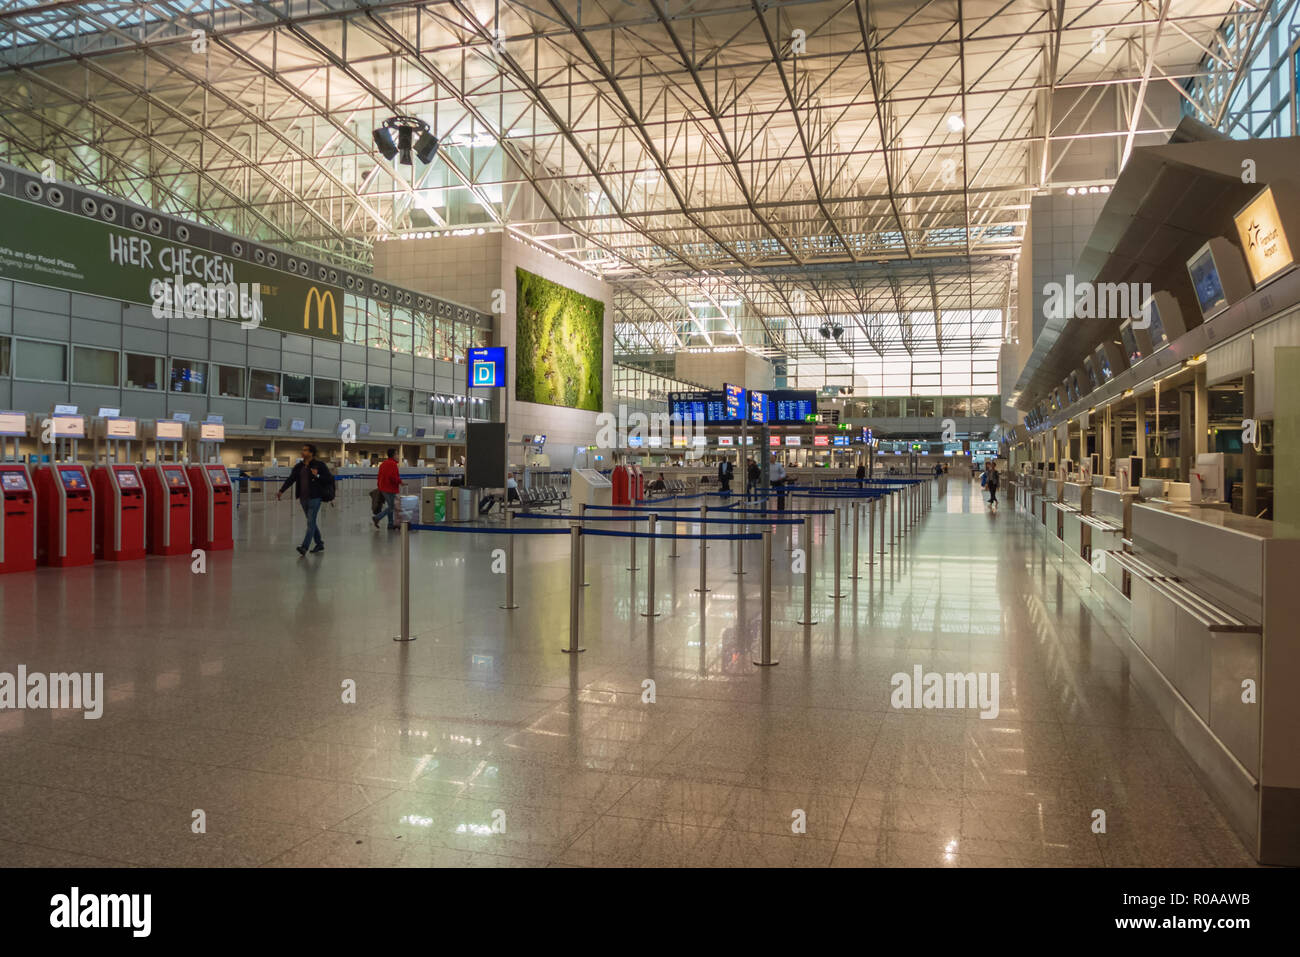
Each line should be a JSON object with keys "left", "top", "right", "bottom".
{"left": 450, "top": 486, "right": 478, "bottom": 522}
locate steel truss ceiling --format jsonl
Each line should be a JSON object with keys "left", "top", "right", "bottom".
{"left": 0, "top": 0, "right": 1271, "bottom": 360}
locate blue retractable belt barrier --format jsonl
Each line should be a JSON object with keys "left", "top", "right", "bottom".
{"left": 407, "top": 523, "right": 570, "bottom": 534}
{"left": 579, "top": 528, "right": 762, "bottom": 542}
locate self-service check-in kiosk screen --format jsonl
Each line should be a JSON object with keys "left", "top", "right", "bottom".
{"left": 0, "top": 412, "right": 26, "bottom": 436}
{"left": 207, "top": 467, "right": 229, "bottom": 486}
{"left": 115, "top": 470, "right": 140, "bottom": 489}
{"left": 2, "top": 473, "right": 29, "bottom": 492}
{"left": 105, "top": 418, "right": 138, "bottom": 439}
{"left": 155, "top": 421, "right": 185, "bottom": 441}
{"left": 59, "top": 468, "right": 87, "bottom": 491}
{"left": 164, "top": 468, "right": 187, "bottom": 488}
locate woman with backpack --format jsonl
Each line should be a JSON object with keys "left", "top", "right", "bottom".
{"left": 277, "top": 443, "right": 336, "bottom": 555}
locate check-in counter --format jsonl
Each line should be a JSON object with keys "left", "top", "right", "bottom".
{"left": 1086, "top": 486, "right": 1136, "bottom": 622}
{"left": 1103, "top": 501, "right": 1300, "bottom": 865}
{"left": 1039, "top": 474, "right": 1062, "bottom": 556}
{"left": 1058, "top": 481, "right": 1092, "bottom": 582}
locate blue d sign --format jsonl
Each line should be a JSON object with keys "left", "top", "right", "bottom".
{"left": 466, "top": 346, "right": 506, "bottom": 389}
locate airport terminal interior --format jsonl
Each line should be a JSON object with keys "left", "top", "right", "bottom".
{"left": 1, "top": 0, "right": 1299, "bottom": 871}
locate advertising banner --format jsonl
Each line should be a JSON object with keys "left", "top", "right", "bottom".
{"left": 0, "top": 193, "right": 344, "bottom": 342}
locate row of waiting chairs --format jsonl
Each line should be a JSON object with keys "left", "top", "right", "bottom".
{"left": 647, "top": 479, "right": 693, "bottom": 497}
{"left": 516, "top": 485, "right": 566, "bottom": 509}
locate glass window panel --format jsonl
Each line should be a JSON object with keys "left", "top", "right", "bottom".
{"left": 283, "top": 373, "right": 310, "bottom": 404}
{"left": 342, "top": 381, "right": 366, "bottom": 409}
{"left": 16, "top": 340, "right": 66, "bottom": 381}
{"left": 169, "top": 358, "right": 206, "bottom": 394}
{"left": 0, "top": 336, "right": 9, "bottom": 376}
{"left": 124, "top": 353, "right": 163, "bottom": 390}
{"left": 391, "top": 389, "right": 412, "bottom": 413}
{"left": 216, "top": 365, "right": 244, "bottom": 397}
{"left": 367, "top": 384, "right": 389, "bottom": 410}
{"left": 73, "top": 346, "right": 118, "bottom": 386}
{"left": 313, "top": 378, "right": 338, "bottom": 406}
{"left": 250, "top": 369, "right": 280, "bottom": 399}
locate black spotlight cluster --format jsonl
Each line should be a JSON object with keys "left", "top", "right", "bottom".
{"left": 818, "top": 321, "right": 844, "bottom": 339}
{"left": 373, "top": 115, "right": 439, "bottom": 166}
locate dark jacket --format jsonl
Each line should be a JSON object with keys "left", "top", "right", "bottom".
{"left": 280, "top": 458, "right": 335, "bottom": 502}
{"left": 856, "top": 465, "right": 866, "bottom": 479}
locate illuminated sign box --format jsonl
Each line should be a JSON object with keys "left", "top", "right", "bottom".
{"left": 52, "top": 415, "right": 85, "bottom": 438}
{"left": 1234, "top": 186, "right": 1296, "bottom": 286}
{"left": 105, "top": 418, "right": 137, "bottom": 439}
{"left": 467, "top": 346, "right": 507, "bottom": 389}
{"left": 200, "top": 423, "right": 226, "bottom": 442}
{"left": 784, "top": 436, "right": 801, "bottom": 446}
{"left": 813, "top": 435, "right": 829, "bottom": 447}
{"left": 155, "top": 420, "right": 184, "bottom": 440}
{"left": 717, "top": 435, "right": 734, "bottom": 446}
{"left": 0, "top": 412, "right": 26, "bottom": 436}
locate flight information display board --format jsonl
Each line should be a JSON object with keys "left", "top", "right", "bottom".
{"left": 768, "top": 390, "right": 817, "bottom": 423}
{"left": 749, "top": 391, "right": 769, "bottom": 423}
{"left": 724, "top": 383, "right": 745, "bottom": 420}
{"left": 669, "top": 391, "right": 710, "bottom": 422}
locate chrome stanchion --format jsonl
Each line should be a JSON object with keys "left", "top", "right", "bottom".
{"left": 734, "top": 514, "right": 746, "bottom": 576}
{"left": 694, "top": 523, "right": 710, "bottom": 593}
{"left": 700, "top": 504, "right": 709, "bottom": 549}
{"left": 393, "top": 520, "right": 415, "bottom": 642}
{"left": 627, "top": 511, "right": 637, "bottom": 571}
{"left": 641, "top": 512, "right": 660, "bottom": 618}
{"left": 829, "top": 505, "right": 845, "bottom": 598}
{"left": 499, "top": 511, "right": 518, "bottom": 610}
{"left": 579, "top": 503, "right": 590, "bottom": 586}
{"left": 879, "top": 494, "right": 886, "bottom": 556}
{"left": 564, "top": 523, "right": 585, "bottom": 653}
{"left": 797, "top": 514, "right": 817, "bottom": 626}
{"left": 849, "top": 501, "right": 861, "bottom": 579}
{"left": 753, "top": 528, "right": 778, "bottom": 666}
{"left": 669, "top": 513, "right": 679, "bottom": 558}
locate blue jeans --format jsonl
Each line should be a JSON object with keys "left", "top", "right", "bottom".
{"left": 375, "top": 491, "right": 397, "bottom": 528}
{"left": 300, "top": 498, "right": 324, "bottom": 550}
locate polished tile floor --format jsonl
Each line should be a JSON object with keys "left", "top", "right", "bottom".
{"left": 0, "top": 479, "right": 1254, "bottom": 866}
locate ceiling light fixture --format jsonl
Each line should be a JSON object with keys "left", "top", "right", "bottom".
{"left": 372, "top": 116, "right": 439, "bottom": 166}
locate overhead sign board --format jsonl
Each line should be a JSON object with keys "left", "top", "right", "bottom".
{"left": 467, "top": 346, "right": 507, "bottom": 388}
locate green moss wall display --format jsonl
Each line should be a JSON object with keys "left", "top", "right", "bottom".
{"left": 514, "top": 267, "right": 604, "bottom": 412}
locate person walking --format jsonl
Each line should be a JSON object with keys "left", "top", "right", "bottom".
{"left": 856, "top": 461, "right": 866, "bottom": 489}
{"left": 987, "top": 460, "right": 1000, "bottom": 508}
{"left": 746, "top": 458, "right": 760, "bottom": 501}
{"left": 277, "top": 444, "right": 335, "bottom": 555}
{"left": 373, "top": 448, "right": 401, "bottom": 530}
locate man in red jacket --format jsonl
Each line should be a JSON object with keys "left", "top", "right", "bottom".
{"left": 373, "top": 448, "right": 402, "bottom": 529}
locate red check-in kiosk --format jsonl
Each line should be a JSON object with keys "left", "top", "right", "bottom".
{"left": 187, "top": 463, "right": 233, "bottom": 550}
{"left": 91, "top": 464, "right": 146, "bottom": 561}
{"left": 0, "top": 464, "right": 36, "bottom": 574}
{"left": 143, "top": 464, "right": 191, "bottom": 555}
{"left": 35, "top": 463, "right": 94, "bottom": 567}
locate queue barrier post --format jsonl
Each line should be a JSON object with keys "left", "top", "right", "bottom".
{"left": 797, "top": 514, "right": 818, "bottom": 626}
{"left": 564, "top": 524, "right": 585, "bottom": 653}
{"left": 849, "top": 501, "right": 861, "bottom": 579}
{"left": 695, "top": 521, "right": 710, "bottom": 594}
{"left": 641, "top": 513, "right": 660, "bottom": 618}
{"left": 500, "top": 510, "right": 518, "bottom": 610}
{"left": 627, "top": 510, "right": 638, "bottom": 571}
{"left": 393, "top": 520, "right": 415, "bottom": 642}
{"left": 829, "top": 505, "right": 845, "bottom": 598}
{"left": 753, "top": 528, "right": 778, "bottom": 666}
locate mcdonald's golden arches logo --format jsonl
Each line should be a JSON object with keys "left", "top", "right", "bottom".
{"left": 304, "top": 286, "right": 338, "bottom": 336}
